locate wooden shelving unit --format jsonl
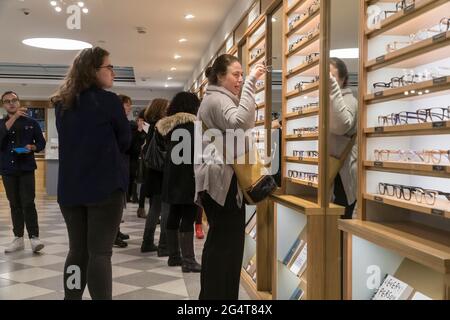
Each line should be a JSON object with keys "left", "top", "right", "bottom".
{"left": 339, "top": 0, "right": 450, "bottom": 301}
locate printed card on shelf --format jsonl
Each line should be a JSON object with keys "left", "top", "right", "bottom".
{"left": 372, "top": 275, "right": 414, "bottom": 300}
{"left": 249, "top": 225, "right": 257, "bottom": 240}
{"left": 289, "top": 243, "right": 308, "bottom": 277}
{"left": 289, "top": 286, "right": 305, "bottom": 300}
{"left": 411, "top": 291, "right": 432, "bottom": 300}
{"left": 283, "top": 237, "right": 304, "bottom": 266}
{"left": 245, "top": 212, "right": 257, "bottom": 234}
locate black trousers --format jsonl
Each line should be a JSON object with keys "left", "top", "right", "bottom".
{"left": 195, "top": 206, "right": 203, "bottom": 225}
{"left": 199, "top": 175, "right": 245, "bottom": 300}
{"left": 60, "top": 190, "right": 124, "bottom": 300}
{"left": 2, "top": 171, "right": 39, "bottom": 238}
{"left": 167, "top": 204, "right": 198, "bottom": 232}
{"left": 334, "top": 173, "right": 356, "bottom": 219}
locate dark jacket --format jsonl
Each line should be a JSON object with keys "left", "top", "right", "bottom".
{"left": 144, "top": 121, "right": 164, "bottom": 197}
{"left": 129, "top": 122, "right": 146, "bottom": 177}
{"left": 155, "top": 112, "right": 197, "bottom": 205}
{"left": 55, "top": 86, "right": 131, "bottom": 206}
{"left": 0, "top": 115, "right": 46, "bottom": 175}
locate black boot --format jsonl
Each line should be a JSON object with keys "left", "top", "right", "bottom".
{"left": 141, "top": 228, "right": 158, "bottom": 253}
{"left": 179, "top": 231, "right": 201, "bottom": 273}
{"left": 166, "top": 229, "right": 182, "bottom": 266}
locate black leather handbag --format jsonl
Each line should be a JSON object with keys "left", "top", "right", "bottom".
{"left": 144, "top": 130, "right": 166, "bottom": 171}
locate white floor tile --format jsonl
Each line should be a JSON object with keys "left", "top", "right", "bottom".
{"left": 147, "top": 267, "right": 184, "bottom": 278}
{"left": 111, "top": 253, "right": 141, "bottom": 264}
{"left": 0, "top": 267, "right": 60, "bottom": 282}
{"left": 15, "top": 255, "right": 66, "bottom": 267}
{"left": 0, "top": 283, "right": 54, "bottom": 300}
{"left": 112, "top": 266, "right": 142, "bottom": 278}
{"left": 148, "top": 279, "right": 189, "bottom": 297}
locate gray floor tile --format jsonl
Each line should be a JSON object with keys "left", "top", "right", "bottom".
{"left": 0, "top": 262, "right": 30, "bottom": 274}
{"left": 114, "top": 271, "right": 179, "bottom": 288}
{"left": 27, "top": 275, "right": 64, "bottom": 292}
{"left": 0, "top": 278, "right": 17, "bottom": 288}
{"left": 28, "top": 291, "right": 64, "bottom": 300}
{"left": 115, "top": 258, "right": 166, "bottom": 271}
{"left": 114, "top": 288, "right": 186, "bottom": 300}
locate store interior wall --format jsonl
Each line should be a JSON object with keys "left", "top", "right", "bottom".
{"left": 185, "top": 0, "right": 254, "bottom": 89}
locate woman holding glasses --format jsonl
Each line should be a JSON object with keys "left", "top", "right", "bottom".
{"left": 329, "top": 57, "right": 358, "bottom": 219}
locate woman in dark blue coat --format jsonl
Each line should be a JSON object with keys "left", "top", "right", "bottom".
{"left": 51, "top": 47, "right": 131, "bottom": 300}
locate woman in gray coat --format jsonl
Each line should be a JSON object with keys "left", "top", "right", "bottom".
{"left": 195, "top": 54, "right": 265, "bottom": 300}
{"left": 329, "top": 57, "right": 358, "bottom": 219}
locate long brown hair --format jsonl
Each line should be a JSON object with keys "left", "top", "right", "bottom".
{"left": 51, "top": 47, "right": 109, "bottom": 109}
{"left": 144, "top": 98, "right": 169, "bottom": 123}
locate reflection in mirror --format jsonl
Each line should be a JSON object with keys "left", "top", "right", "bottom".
{"left": 329, "top": 0, "right": 359, "bottom": 219}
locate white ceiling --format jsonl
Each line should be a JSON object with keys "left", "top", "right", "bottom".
{"left": 0, "top": 0, "right": 239, "bottom": 90}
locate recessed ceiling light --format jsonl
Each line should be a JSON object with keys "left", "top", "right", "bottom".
{"left": 272, "top": 17, "right": 277, "bottom": 22}
{"left": 174, "top": 54, "right": 181, "bottom": 59}
{"left": 22, "top": 38, "right": 93, "bottom": 50}
{"left": 77, "top": 2, "right": 84, "bottom": 7}
{"left": 185, "top": 14, "right": 195, "bottom": 20}
{"left": 170, "top": 67, "right": 177, "bottom": 71}
{"left": 50, "top": 1, "right": 57, "bottom": 6}
{"left": 82, "top": 8, "right": 88, "bottom": 14}
{"left": 179, "top": 38, "right": 188, "bottom": 43}
{"left": 165, "top": 84, "right": 169, "bottom": 88}
{"left": 167, "top": 77, "right": 173, "bottom": 80}
{"left": 55, "top": 6, "right": 62, "bottom": 12}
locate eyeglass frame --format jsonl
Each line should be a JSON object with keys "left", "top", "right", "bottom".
{"left": 288, "top": 170, "right": 318, "bottom": 181}
{"left": 374, "top": 149, "right": 450, "bottom": 164}
{"left": 293, "top": 150, "right": 318, "bottom": 158}
{"left": 1, "top": 98, "right": 20, "bottom": 105}
{"left": 293, "top": 126, "right": 319, "bottom": 135}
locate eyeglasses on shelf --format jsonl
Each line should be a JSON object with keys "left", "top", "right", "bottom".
{"left": 378, "top": 182, "right": 450, "bottom": 205}
{"left": 288, "top": 0, "right": 320, "bottom": 30}
{"left": 250, "top": 48, "right": 264, "bottom": 60}
{"left": 291, "top": 102, "right": 319, "bottom": 113}
{"left": 294, "top": 76, "right": 319, "bottom": 91}
{"left": 374, "top": 149, "right": 450, "bottom": 164}
{"left": 377, "top": 107, "right": 450, "bottom": 126}
{"left": 288, "top": 23, "right": 320, "bottom": 52}
{"left": 288, "top": 170, "right": 318, "bottom": 182}
{"left": 292, "top": 150, "right": 319, "bottom": 158}
{"left": 293, "top": 126, "right": 319, "bottom": 135}
{"left": 370, "top": 0, "right": 415, "bottom": 25}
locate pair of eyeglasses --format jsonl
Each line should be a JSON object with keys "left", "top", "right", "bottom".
{"left": 256, "top": 80, "right": 265, "bottom": 88}
{"left": 378, "top": 107, "right": 450, "bottom": 125}
{"left": 97, "top": 64, "right": 114, "bottom": 71}
{"left": 294, "top": 76, "right": 319, "bottom": 91}
{"left": 410, "top": 18, "right": 450, "bottom": 42}
{"left": 293, "top": 150, "right": 318, "bottom": 158}
{"left": 293, "top": 126, "right": 319, "bottom": 135}
{"left": 386, "top": 40, "right": 412, "bottom": 53}
{"left": 372, "top": 74, "right": 420, "bottom": 92}
{"left": 288, "top": 0, "right": 320, "bottom": 30}
{"left": 378, "top": 182, "right": 450, "bottom": 205}
{"left": 292, "top": 102, "right": 319, "bottom": 113}
{"left": 288, "top": 23, "right": 320, "bottom": 52}
{"left": 288, "top": 170, "right": 318, "bottom": 181}
{"left": 2, "top": 98, "right": 20, "bottom": 105}
{"left": 251, "top": 48, "right": 264, "bottom": 60}
{"left": 372, "top": 0, "right": 415, "bottom": 24}
{"left": 374, "top": 149, "right": 450, "bottom": 164}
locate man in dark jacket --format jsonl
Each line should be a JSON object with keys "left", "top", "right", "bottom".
{"left": 0, "top": 91, "right": 46, "bottom": 253}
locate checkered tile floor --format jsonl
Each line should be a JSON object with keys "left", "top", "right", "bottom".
{"left": 0, "top": 194, "right": 250, "bottom": 300}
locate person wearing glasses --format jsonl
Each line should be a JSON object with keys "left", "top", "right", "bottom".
{"left": 329, "top": 57, "right": 358, "bottom": 219}
{"left": 0, "top": 91, "right": 46, "bottom": 253}
{"left": 195, "top": 54, "right": 266, "bottom": 300}
{"left": 51, "top": 47, "right": 131, "bottom": 300}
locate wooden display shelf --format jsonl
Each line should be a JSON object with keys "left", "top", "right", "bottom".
{"left": 255, "top": 85, "right": 265, "bottom": 94}
{"left": 364, "top": 160, "right": 450, "bottom": 177}
{"left": 286, "top": 0, "right": 308, "bottom": 16}
{"left": 285, "top": 31, "right": 320, "bottom": 58}
{"left": 256, "top": 103, "right": 266, "bottom": 110}
{"left": 249, "top": 52, "right": 266, "bottom": 67}
{"left": 285, "top": 132, "right": 319, "bottom": 141}
{"left": 255, "top": 119, "right": 265, "bottom": 126}
{"left": 285, "top": 107, "right": 319, "bottom": 120}
{"left": 271, "top": 194, "right": 345, "bottom": 216}
{"left": 364, "top": 193, "right": 450, "bottom": 219}
{"left": 364, "top": 76, "right": 450, "bottom": 104}
{"left": 285, "top": 156, "right": 319, "bottom": 164}
{"left": 240, "top": 269, "right": 272, "bottom": 300}
{"left": 248, "top": 33, "right": 266, "bottom": 51}
{"left": 364, "top": 120, "right": 450, "bottom": 137}
{"left": 286, "top": 81, "right": 319, "bottom": 99}
{"left": 286, "top": 177, "right": 319, "bottom": 189}
{"left": 339, "top": 219, "right": 450, "bottom": 274}
{"left": 366, "top": 31, "right": 450, "bottom": 71}
{"left": 286, "top": 57, "right": 319, "bottom": 79}
{"left": 246, "top": 15, "right": 266, "bottom": 40}
{"left": 286, "top": 7, "right": 320, "bottom": 37}
{"left": 365, "top": 0, "right": 448, "bottom": 39}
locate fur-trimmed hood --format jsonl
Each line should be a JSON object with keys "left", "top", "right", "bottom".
{"left": 155, "top": 112, "right": 197, "bottom": 136}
